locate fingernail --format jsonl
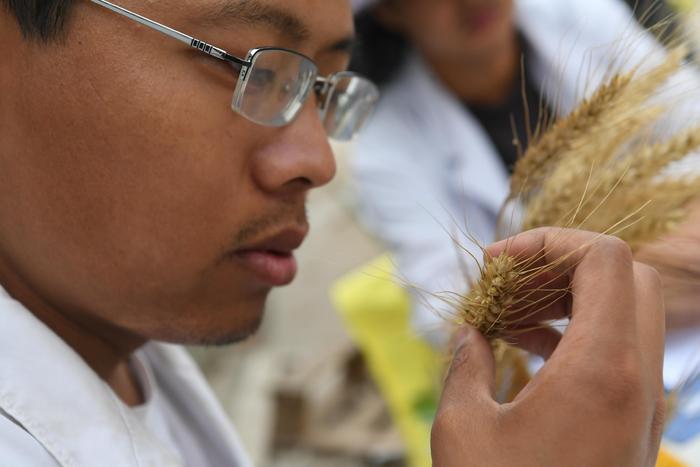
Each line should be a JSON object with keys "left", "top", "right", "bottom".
{"left": 454, "top": 327, "right": 472, "bottom": 350}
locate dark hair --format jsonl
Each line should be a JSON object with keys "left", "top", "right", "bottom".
{"left": 2, "top": 0, "right": 74, "bottom": 41}
{"left": 350, "top": 6, "right": 410, "bottom": 89}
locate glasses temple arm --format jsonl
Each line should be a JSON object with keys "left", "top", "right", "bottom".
{"left": 89, "top": 0, "right": 249, "bottom": 67}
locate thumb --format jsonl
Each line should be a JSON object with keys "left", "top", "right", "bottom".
{"left": 441, "top": 326, "right": 497, "bottom": 409}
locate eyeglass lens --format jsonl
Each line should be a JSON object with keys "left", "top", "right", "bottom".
{"left": 231, "top": 49, "right": 378, "bottom": 141}
{"left": 322, "top": 75, "right": 380, "bottom": 141}
{"left": 232, "top": 49, "right": 317, "bottom": 128}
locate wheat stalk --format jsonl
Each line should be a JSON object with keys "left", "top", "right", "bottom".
{"left": 612, "top": 175, "right": 700, "bottom": 248}
{"left": 618, "top": 127, "right": 700, "bottom": 185}
{"left": 509, "top": 72, "right": 634, "bottom": 201}
{"left": 518, "top": 47, "right": 696, "bottom": 243}
{"left": 509, "top": 46, "right": 687, "bottom": 203}
{"left": 459, "top": 253, "right": 520, "bottom": 338}
{"left": 522, "top": 107, "right": 665, "bottom": 231}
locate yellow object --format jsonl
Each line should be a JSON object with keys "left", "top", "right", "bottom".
{"left": 657, "top": 448, "right": 687, "bottom": 467}
{"left": 331, "top": 256, "right": 443, "bottom": 467}
{"left": 669, "top": 0, "right": 695, "bottom": 14}
{"left": 332, "top": 256, "right": 686, "bottom": 467}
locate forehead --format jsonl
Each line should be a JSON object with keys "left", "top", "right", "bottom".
{"left": 177, "top": 0, "right": 355, "bottom": 47}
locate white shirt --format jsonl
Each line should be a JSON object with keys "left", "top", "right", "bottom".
{"left": 130, "top": 353, "right": 213, "bottom": 466}
{"left": 0, "top": 284, "right": 252, "bottom": 467}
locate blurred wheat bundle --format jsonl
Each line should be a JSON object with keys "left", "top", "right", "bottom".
{"left": 515, "top": 46, "right": 700, "bottom": 247}
{"left": 458, "top": 45, "right": 700, "bottom": 374}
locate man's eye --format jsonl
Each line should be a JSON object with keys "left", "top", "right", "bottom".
{"left": 247, "top": 68, "right": 276, "bottom": 91}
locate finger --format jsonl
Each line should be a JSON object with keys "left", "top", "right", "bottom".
{"left": 631, "top": 263, "right": 666, "bottom": 460}
{"left": 440, "top": 326, "right": 498, "bottom": 412}
{"left": 633, "top": 262, "right": 665, "bottom": 389}
{"left": 509, "top": 325, "right": 563, "bottom": 360}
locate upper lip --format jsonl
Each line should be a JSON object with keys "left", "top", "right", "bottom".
{"left": 235, "top": 226, "right": 309, "bottom": 255}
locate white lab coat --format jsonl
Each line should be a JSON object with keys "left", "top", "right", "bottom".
{"left": 351, "top": 0, "right": 700, "bottom": 386}
{"left": 0, "top": 284, "right": 252, "bottom": 467}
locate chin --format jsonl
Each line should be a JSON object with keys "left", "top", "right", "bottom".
{"left": 155, "top": 314, "right": 265, "bottom": 347}
{"left": 150, "top": 294, "right": 268, "bottom": 347}
{"left": 195, "top": 316, "right": 264, "bottom": 347}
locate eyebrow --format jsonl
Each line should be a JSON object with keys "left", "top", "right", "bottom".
{"left": 196, "top": 0, "right": 312, "bottom": 44}
{"left": 197, "top": 0, "right": 355, "bottom": 56}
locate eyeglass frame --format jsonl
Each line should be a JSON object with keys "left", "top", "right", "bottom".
{"left": 89, "top": 0, "right": 375, "bottom": 135}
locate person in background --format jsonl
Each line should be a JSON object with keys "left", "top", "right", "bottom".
{"left": 0, "top": 0, "right": 669, "bottom": 465}
{"left": 350, "top": 0, "right": 700, "bottom": 385}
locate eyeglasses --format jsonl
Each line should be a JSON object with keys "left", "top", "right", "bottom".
{"left": 90, "top": 0, "right": 380, "bottom": 141}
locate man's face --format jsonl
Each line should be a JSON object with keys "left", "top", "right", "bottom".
{"left": 0, "top": 0, "right": 353, "bottom": 345}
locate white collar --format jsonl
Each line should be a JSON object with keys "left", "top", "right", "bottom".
{"left": 0, "top": 286, "right": 250, "bottom": 466}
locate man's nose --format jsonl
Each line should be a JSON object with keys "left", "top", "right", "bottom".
{"left": 250, "top": 100, "right": 337, "bottom": 195}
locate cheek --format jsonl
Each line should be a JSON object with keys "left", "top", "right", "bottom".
{"left": 0, "top": 51, "right": 260, "bottom": 314}
{"left": 408, "top": 4, "right": 465, "bottom": 53}
{"left": 413, "top": 0, "right": 515, "bottom": 57}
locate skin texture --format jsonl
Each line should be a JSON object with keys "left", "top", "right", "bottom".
{"left": 432, "top": 229, "right": 666, "bottom": 467}
{"left": 0, "top": 0, "right": 353, "bottom": 404}
{"left": 376, "top": 0, "right": 519, "bottom": 105}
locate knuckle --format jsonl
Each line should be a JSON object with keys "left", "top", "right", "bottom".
{"left": 432, "top": 403, "right": 500, "bottom": 457}
{"left": 635, "top": 262, "right": 662, "bottom": 290}
{"left": 432, "top": 405, "right": 461, "bottom": 439}
{"left": 594, "top": 236, "right": 634, "bottom": 265}
{"left": 575, "top": 349, "right": 645, "bottom": 414}
{"left": 597, "top": 352, "right": 645, "bottom": 409}
{"left": 614, "top": 352, "right": 644, "bottom": 387}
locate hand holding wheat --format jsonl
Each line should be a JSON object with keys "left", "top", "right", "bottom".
{"left": 450, "top": 45, "right": 700, "bottom": 405}
{"left": 433, "top": 229, "right": 665, "bottom": 467}
{"left": 460, "top": 46, "right": 700, "bottom": 347}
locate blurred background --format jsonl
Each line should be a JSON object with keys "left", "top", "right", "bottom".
{"left": 192, "top": 1, "right": 700, "bottom": 466}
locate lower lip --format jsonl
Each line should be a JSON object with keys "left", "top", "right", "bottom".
{"left": 233, "top": 250, "right": 298, "bottom": 286}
